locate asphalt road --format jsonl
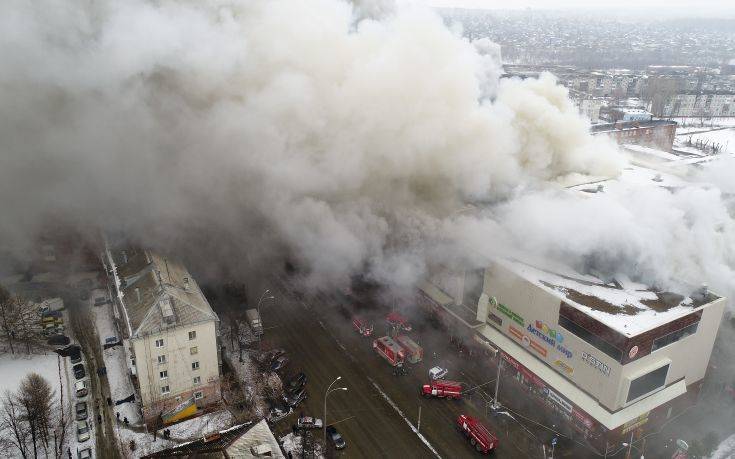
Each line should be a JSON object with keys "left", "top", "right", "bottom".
{"left": 259, "top": 276, "right": 536, "bottom": 459}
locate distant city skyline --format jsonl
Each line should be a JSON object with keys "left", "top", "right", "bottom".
{"left": 422, "top": 0, "right": 735, "bottom": 16}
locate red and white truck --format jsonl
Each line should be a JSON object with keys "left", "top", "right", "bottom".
{"left": 421, "top": 380, "right": 462, "bottom": 399}
{"left": 373, "top": 336, "right": 405, "bottom": 366}
{"left": 395, "top": 335, "right": 423, "bottom": 363}
{"left": 352, "top": 316, "right": 373, "bottom": 337}
{"left": 456, "top": 414, "right": 498, "bottom": 454}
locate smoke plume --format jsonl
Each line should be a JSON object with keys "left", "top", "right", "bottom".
{"left": 2, "top": 0, "right": 735, "bottom": 305}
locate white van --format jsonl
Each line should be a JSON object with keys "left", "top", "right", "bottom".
{"left": 429, "top": 366, "right": 448, "bottom": 380}
{"left": 75, "top": 380, "right": 88, "bottom": 398}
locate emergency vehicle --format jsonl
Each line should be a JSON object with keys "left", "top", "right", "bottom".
{"left": 352, "top": 316, "right": 373, "bottom": 337}
{"left": 456, "top": 414, "right": 498, "bottom": 454}
{"left": 386, "top": 312, "right": 412, "bottom": 332}
{"left": 421, "top": 380, "right": 462, "bottom": 399}
{"left": 395, "top": 335, "right": 423, "bottom": 363}
{"left": 373, "top": 336, "right": 405, "bottom": 366}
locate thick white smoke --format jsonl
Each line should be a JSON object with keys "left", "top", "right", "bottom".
{"left": 5, "top": 0, "right": 734, "bottom": 305}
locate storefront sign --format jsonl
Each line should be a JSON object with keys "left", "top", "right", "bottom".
{"left": 496, "top": 303, "right": 525, "bottom": 326}
{"left": 527, "top": 320, "right": 574, "bottom": 359}
{"left": 622, "top": 413, "right": 649, "bottom": 434}
{"left": 547, "top": 389, "right": 573, "bottom": 414}
{"left": 509, "top": 325, "right": 547, "bottom": 357}
{"left": 553, "top": 359, "right": 574, "bottom": 376}
{"left": 572, "top": 408, "right": 594, "bottom": 429}
{"left": 581, "top": 351, "right": 611, "bottom": 377}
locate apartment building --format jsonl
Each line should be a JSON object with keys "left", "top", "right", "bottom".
{"left": 591, "top": 119, "right": 677, "bottom": 152}
{"left": 659, "top": 91, "right": 735, "bottom": 117}
{"left": 105, "top": 247, "right": 221, "bottom": 427}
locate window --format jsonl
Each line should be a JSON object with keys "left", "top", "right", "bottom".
{"left": 627, "top": 364, "right": 669, "bottom": 402}
{"left": 189, "top": 331, "right": 196, "bottom": 340}
{"left": 193, "top": 376, "right": 201, "bottom": 385}
{"left": 194, "top": 391, "right": 203, "bottom": 400}
{"left": 190, "top": 346, "right": 198, "bottom": 355}
{"left": 157, "top": 355, "right": 166, "bottom": 364}
{"left": 559, "top": 316, "right": 623, "bottom": 362}
{"left": 161, "top": 385, "right": 170, "bottom": 395}
{"left": 155, "top": 339, "right": 164, "bottom": 348}
{"left": 191, "top": 361, "right": 200, "bottom": 371}
{"left": 159, "top": 370, "right": 168, "bottom": 380}
{"left": 652, "top": 322, "right": 699, "bottom": 352}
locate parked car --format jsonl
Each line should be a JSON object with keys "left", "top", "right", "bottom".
{"left": 77, "top": 448, "right": 92, "bottom": 459}
{"left": 76, "top": 420, "right": 90, "bottom": 442}
{"left": 429, "top": 366, "right": 448, "bottom": 380}
{"left": 326, "top": 426, "right": 346, "bottom": 450}
{"left": 73, "top": 364, "right": 86, "bottom": 380}
{"left": 70, "top": 351, "right": 83, "bottom": 365}
{"left": 286, "top": 372, "right": 306, "bottom": 388}
{"left": 75, "top": 401, "right": 88, "bottom": 421}
{"left": 270, "top": 356, "right": 289, "bottom": 372}
{"left": 75, "top": 380, "right": 88, "bottom": 398}
{"left": 93, "top": 296, "right": 108, "bottom": 307}
{"left": 285, "top": 377, "right": 306, "bottom": 395}
{"left": 41, "top": 310, "right": 63, "bottom": 319}
{"left": 284, "top": 389, "right": 307, "bottom": 408}
{"left": 297, "top": 416, "right": 323, "bottom": 429}
{"left": 47, "top": 335, "right": 70, "bottom": 346}
{"left": 104, "top": 336, "right": 118, "bottom": 345}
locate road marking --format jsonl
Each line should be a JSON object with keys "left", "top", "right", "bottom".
{"left": 368, "top": 378, "right": 442, "bottom": 459}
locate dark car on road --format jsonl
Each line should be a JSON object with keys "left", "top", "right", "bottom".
{"left": 47, "top": 335, "right": 70, "bottom": 346}
{"left": 326, "top": 426, "right": 346, "bottom": 450}
{"left": 75, "top": 401, "right": 88, "bottom": 421}
{"left": 42, "top": 310, "right": 63, "bottom": 319}
{"left": 73, "top": 363, "right": 86, "bottom": 380}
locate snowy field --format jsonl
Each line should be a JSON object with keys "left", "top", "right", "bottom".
{"left": 0, "top": 351, "right": 65, "bottom": 396}
{"left": 165, "top": 409, "right": 234, "bottom": 440}
{"left": 687, "top": 128, "right": 735, "bottom": 154}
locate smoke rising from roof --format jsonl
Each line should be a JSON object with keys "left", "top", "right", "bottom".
{"left": 3, "top": 0, "right": 734, "bottom": 306}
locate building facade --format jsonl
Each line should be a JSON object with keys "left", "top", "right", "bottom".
{"left": 591, "top": 119, "right": 677, "bottom": 152}
{"left": 420, "top": 259, "right": 725, "bottom": 455}
{"left": 104, "top": 247, "right": 222, "bottom": 428}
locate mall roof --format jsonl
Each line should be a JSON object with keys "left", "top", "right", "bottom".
{"left": 495, "top": 258, "right": 719, "bottom": 337}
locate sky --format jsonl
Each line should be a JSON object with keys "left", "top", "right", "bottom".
{"left": 423, "top": 0, "right": 735, "bottom": 15}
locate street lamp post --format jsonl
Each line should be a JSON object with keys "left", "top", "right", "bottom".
{"left": 491, "top": 350, "right": 502, "bottom": 410}
{"left": 256, "top": 289, "right": 275, "bottom": 338}
{"left": 323, "top": 376, "right": 348, "bottom": 447}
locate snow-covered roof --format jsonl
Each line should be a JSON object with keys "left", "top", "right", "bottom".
{"left": 112, "top": 248, "right": 218, "bottom": 339}
{"left": 495, "top": 258, "right": 718, "bottom": 337}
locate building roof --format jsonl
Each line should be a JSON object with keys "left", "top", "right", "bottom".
{"left": 142, "top": 420, "right": 284, "bottom": 458}
{"left": 111, "top": 248, "right": 218, "bottom": 339}
{"left": 590, "top": 119, "right": 676, "bottom": 134}
{"left": 494, "top": 257, "right": 718, "bottom": 337}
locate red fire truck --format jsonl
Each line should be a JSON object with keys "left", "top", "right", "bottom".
{"left": 373, "top": 336, "right": 405, "bottom": 366}
{"left": 386, "top": 312, "right": 412, "bottom": 332}
{"left": 456, "top": 414, "right": 498, "bottom": 454}
{"left": 395, "top": 335, "right": 423, "bottom": 363}
{"left": 421, "top": 380, "right": 462, "bottom": 399}
{"left": 352, "top": 316, "right": 373, "bottom": 337}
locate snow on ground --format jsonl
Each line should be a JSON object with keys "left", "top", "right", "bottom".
{"left": 90, "top": 289, "right": 143, "bottom": 425}
{"left": 116, "top": 425, "right": 175, "bottom": 458}
{"left": 221, "top": 323, "right": 267, "bottom": 417}
{"left": 165, "top": 409, "right": 234, "bottom": 440}
{"left": 675, "top": 117, "right": 735, "bottom": 128}
{"left": 0, "top": 351, "right": 64, "bottom": 396}
{"left": 687, "top": 128, "right": 735, "bottom": 154}
{"left": 708, "top": 432, "right": 735, "bottom": 459}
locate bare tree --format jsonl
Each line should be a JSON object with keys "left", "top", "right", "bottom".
{"left": 17, "top": 373, "right": 55, "bottom": 458}
{"left": 0, "top": 390, "right": 29, "bottom": 459}
{"left": 0, "top": 286, "right": 43, "bottom": 355}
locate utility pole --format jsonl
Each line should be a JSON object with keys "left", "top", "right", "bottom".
{"left": 417, "top": 406, "right": 422, "bottom": 433}
{"left": 492, "top": 352, "right": 502, "bottom": 409}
